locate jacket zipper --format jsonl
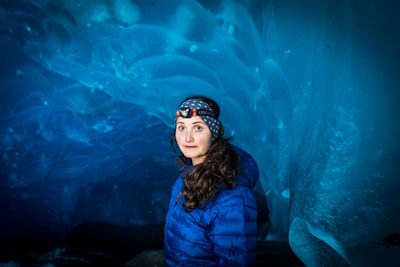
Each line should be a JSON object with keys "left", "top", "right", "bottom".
{"left": 166, "top": 191, "right": 183, "bottom": 231}
{"left": 174, "top": 192, "right": 183, "bottom": 207}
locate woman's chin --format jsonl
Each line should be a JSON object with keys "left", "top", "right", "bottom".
{"left": 183, "top": 152, "right": 196, "bottom": 159}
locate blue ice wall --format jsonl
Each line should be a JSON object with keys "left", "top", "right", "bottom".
{"left": 1, "top": 0, "right": 399, "bottom": 266}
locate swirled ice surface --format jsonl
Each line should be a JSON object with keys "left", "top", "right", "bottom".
{"left": 1, "top": 0, "right": 399, "bottom": 265}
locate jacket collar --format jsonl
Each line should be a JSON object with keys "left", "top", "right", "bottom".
{"left": 174, "top": 155, "right": 197, "bottom": 179}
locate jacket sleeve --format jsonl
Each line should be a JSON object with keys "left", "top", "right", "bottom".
{"left": 208, "top": 190, "right": 257, "bottom": 266}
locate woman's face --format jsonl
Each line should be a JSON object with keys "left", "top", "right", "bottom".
{"left": 175, "top": 116, "right": 212, "bottom": 165}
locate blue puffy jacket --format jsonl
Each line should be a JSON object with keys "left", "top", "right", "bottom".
{"left": 164, "top": 145, "right": 259, "bottom": 266}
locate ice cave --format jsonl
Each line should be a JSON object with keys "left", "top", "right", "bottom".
{"left": 0, "top": 0, "right": 399, "bottom": 266}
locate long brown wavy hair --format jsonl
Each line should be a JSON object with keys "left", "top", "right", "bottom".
{"left": 172, "top": 96, "right": 240, "bottom": 212}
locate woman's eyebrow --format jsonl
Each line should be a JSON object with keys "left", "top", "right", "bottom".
{"left": 192, "top": 121, "right": 205, "bottom": 125}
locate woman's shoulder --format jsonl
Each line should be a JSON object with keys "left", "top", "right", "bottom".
{"left": 202, "top": 184, "right": 256, "bottom": 214}
{"left": 170, "top": 176, "right": 183, "bottom": 196}
{"left": 172, "top": 176, "right": 183, "bottom": 187}
{"left": 218, "top": 184, "right": 255, "bottom": 203}
{"left": 230, "top": 144, "right": 259, "bottom": 189}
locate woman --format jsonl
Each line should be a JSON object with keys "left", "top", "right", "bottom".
{"left": 164, "top": 96, "right": 259, "bottom": 266}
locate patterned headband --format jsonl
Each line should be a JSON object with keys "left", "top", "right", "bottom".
{"left": 176, "top": 99, "right": 221, "bottom": 139}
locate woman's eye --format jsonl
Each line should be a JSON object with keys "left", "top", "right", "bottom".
{"left": 177, "top": 126, "right": 184, "bottom": 131}
{"left": 195, "top": 126, "right": 203, "bottom": 131}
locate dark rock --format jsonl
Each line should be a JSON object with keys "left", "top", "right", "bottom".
{"left": 257, "top": 240, "right": 305, "bottom": 267}
{"left": 0, "top": 222, "right": 305, "bottom": 266}
{"left": 125, "top": 249, "right": 164, "bottom": 266}
{"left": 64, "top": 221, "right": 164, "bottom": 259}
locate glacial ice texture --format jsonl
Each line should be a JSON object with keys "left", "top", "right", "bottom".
{"left": 1, "top": 0, "right": 400, "bottom": 266}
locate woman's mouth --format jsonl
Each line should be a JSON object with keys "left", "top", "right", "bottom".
{"left": 184, "top": 146, "right": 197, "bottom": 149}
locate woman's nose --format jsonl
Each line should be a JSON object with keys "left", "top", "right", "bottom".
{"left": 185, "top": 131, "right": 194, "bottom": 142}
